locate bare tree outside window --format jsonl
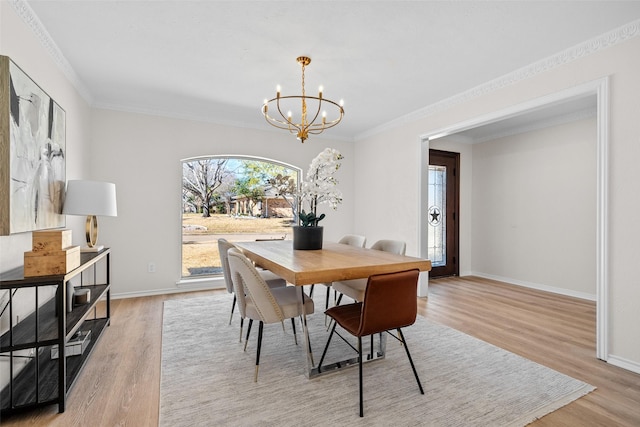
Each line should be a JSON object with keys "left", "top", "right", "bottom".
{"left": 181, "top": 156, "right": 300, "bottom": 278}
{"left": 182, "top": 158, "right": 231, "bottom": 217}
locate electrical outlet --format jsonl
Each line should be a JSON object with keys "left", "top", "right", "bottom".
{"left": 148, "top": 262, "right": 156, "bottom": 273}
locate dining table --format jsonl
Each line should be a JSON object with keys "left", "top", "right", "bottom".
{"left": 235, "top": 240, "right": 432, "bottom": 378}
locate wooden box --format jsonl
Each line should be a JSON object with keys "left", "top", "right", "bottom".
{"left": 24, "top": 246, "right": 80, "bottom": 277}
{"left": 31, "top": 229, "right": 73, "bottom": 255}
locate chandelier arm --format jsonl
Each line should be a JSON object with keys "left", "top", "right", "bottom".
{"left": 263, "top": 100, "right": 289, "bottom": 129}
{"left": 308, "top": 113, "right": 344, "bottom": 131}
{"left": 307, "top": 112, "right": 344, "bottom": 132}
{"left": 263, "top": 106, "right": 298, "bottom": 130}
{"left": 275, "top": 95, "right": 299, "bottom": 133}
{"left": 264, "top": 96, "right": 343, "bottom": 131}
{"left": 307, "top": 98, "right": 343, "bottom": 128}
{"left": 264, "top": 116, "right": 301, "bottom": 131}
{"left": 303, "top": 98, "right": 324, "bottom": 134}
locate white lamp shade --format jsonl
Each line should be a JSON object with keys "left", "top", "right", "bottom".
{"left": 62, "top": 180, "right": 118, "bottom": 217}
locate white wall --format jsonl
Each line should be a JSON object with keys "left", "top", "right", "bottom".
{"left": 0, "top": 2, "right": 92, "bottom": 274}
{"left": 0, "top": 2, "right": 93, "bottom": 385}
{"left": 471, "top": 118, "right": 596, "bottom": 298}
{"left": 354, "top": 34, "right": 640, "bottom": 370}
{"left": 352, "top": 125, "right": 423, "bottom": 255}
{"left": 90, "top": 109, "right": 354, "bottom": 297}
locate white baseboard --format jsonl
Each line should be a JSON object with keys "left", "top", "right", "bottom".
{"left": 469, "top": 272, "right": 597, "bottom": 301}
{"left": 111, "top": 281, "right": 226, "bottom": 300}
{"left": 606, "top": 355, "right": 640, "bottom": 375}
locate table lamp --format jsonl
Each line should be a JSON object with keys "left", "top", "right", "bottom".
{"left": 62, "top": 180, "right": 117, "bottom": 252}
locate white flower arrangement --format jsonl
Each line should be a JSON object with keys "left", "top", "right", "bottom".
{"left": 298, "top": 148, "right": 343, "bottom": 227}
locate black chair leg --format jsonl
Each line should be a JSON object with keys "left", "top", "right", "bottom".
{"left": 229, "top": 294, "right": 236, "bottom": 325}
{"left": 291, "top": 317, "right": 298, "bottom": 345}
{"left": 244, "top": 319, "right": 253, "bottom": 351}
{"left": 325, "top": 286, "right": 331, "bottom": 310}
{"left": 358, "top": 336, "right": 364, "bottom": 417}
{"left": 324, "top": 286, "right": 332, "bottom": 326}
{"left": 397, "top": 328, "right": 424, "bottom": 394}
{"left": 309, "top": 284, "right": 315, "bottom": 297}
{"left": 239, "top": 317, "right": 244, "bottom": 343}
{"left": 254, "top": 321, "right": 264, "bottom": 382}
{"left": 318, "top": 321, "right": 337, "bottom": 373}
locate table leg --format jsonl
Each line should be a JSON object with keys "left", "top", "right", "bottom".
{"left": 298, "top": 286, "right": 315, "bottom": 377}
{"left": 297, "top": 286, "right": 388, "bottom": 379}
{"left": 311, "top": 327, "right": 388, "bottom": 379}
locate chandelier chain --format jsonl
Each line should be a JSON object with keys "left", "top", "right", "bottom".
{"left": 301, "top": 61, "right": 307, "bottom": 126}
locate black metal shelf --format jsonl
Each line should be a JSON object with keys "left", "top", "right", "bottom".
{"left": 0, "top": 249, "right": 111, "bottom": 415}
{"left": 0, "top": 284, "right": 110, "bottom": 351}
{"left": 0, "top": 318, "right": 109, "bottom": 411}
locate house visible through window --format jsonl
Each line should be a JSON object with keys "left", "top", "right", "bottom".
{"left": 181, "top": 156, "right": 300, "bottom": 279}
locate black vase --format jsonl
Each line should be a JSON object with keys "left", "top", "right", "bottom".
{"left": 293, "top": 226, "right": 324, "bottom": 250}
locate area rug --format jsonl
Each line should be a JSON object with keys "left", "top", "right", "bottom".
{"left": 159, "top": 293, "right": 594, "bottom": 426}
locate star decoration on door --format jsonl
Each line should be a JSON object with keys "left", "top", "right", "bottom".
{"left": 428, "top": 206, "right": 442, "bottom": 226}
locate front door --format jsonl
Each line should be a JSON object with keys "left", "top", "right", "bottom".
{"left": 428, "top": 149, "right": 459, "bottom": 278}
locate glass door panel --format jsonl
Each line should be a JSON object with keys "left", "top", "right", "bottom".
{"left": 428, "top": 165, "right": 446, "bottom": 267}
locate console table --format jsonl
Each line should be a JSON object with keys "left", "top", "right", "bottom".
{"left": 0, "top": 248, "right": 111, "bottom": 414}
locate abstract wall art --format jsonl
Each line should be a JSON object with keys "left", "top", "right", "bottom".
{"left": 0, "top": 55, "right": 66, "bottom": 235}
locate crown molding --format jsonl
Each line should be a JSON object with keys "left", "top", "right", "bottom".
{"left": 10, "top": 0, "right": 93, "bottom": 104}
{"left": 92, "top": 102, "right": 354, "bottom": 143}
{"left": 355, "top": 19, "right": 640, "bottom": 141}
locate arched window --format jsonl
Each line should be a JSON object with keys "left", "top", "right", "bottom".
{"left": 181, "top": 155, "right": 300, "bottom": 279}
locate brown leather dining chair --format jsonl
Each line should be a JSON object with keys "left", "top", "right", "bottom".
{"left": 318, "top": 269, "right": 424, "bottom": 417}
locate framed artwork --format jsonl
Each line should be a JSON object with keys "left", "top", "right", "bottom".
{"left": 0, "top": 56, "right": 66, "bottom": 235}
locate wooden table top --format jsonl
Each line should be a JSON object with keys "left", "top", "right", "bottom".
{"left": 235, "top": 240, "right": 431, "bottom": 285}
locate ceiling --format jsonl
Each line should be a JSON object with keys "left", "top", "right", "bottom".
{"left": 23, "top": 1, "right": 640, "bottom": 141}
{"left": 444, "top": 94, "right": 598, "bottom": 144}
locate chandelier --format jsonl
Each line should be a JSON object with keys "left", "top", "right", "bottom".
{"left": 262, "top": 56, "right": 344, "bottom": 143}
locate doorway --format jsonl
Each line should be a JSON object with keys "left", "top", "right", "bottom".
{"left": 428, "top": 149, "right": 459, "bottom": 278}
{"left": 418, "top": 77, "right": 608, "bottom": 361}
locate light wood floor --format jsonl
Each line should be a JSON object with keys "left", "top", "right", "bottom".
{"left": 2, "top": 276, "right": 639, "bottom": 426}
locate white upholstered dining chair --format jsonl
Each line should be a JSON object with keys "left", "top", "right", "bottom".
{"left": 227, "top": 247, "right": 315, "bottom": 381}
{"left": 309, "top": 234, "right": 366, "bottom": 312}
{"left": 218, "top": 238, "right": 287, "bottom": 333}
{"left": 332, "top": 239, "right": 406, "bottom": 304}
